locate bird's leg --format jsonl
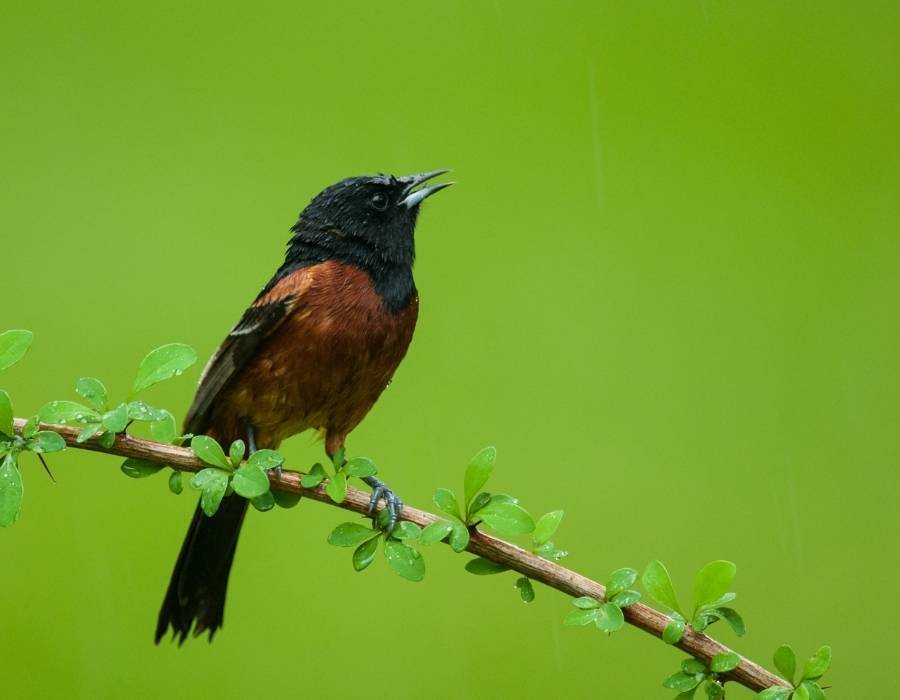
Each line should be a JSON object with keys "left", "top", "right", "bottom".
{"left": 245, "top": 421, "right": 257, "bottom": 455}
{"left": 361, "top": 475, "right": 404, "bottom": 535}
{"left": 243, "top": 419, "right": 282, "bottom": 477}
{"left": 326, "top": 433, "right": 403, "bottom": 534}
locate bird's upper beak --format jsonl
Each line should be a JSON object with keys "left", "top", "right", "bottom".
{"left": 398, "top": 169, "right": 454, "bottom": 208}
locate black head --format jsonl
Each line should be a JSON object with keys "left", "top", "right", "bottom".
{"left": 282, "top": 170, "right": 452, "bottom": 312}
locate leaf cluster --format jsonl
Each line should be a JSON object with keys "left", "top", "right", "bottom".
{"left": 183, "top": 435, "right": 284, "bottom": 515}
{"left": 642, "top": 560, "right": 745, "bottom": 645}
{"left": 299, "top": 447, "right": 378, "bottom": 505}
{"left": 662, "top": 654, "right": 738, "bottom": 698}
{"left": 0, "top": 331, "right": 66, "bottom": 526}
{"left": 564, "top": 567, "right": 642, "bottom": 634}
{"left": 39, "top": 343, "right": 197, "bottom": 449}
{"left": 328, "top": 514, "right": 426, "bottom": 582}
{"left": 758, "top": 644, "right": 831, "bottom": 699}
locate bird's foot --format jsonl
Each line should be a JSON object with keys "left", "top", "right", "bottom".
{"left": 362, "top": 476, "right": 403, "bottom": 534}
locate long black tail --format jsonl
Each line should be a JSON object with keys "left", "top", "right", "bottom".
{"left": 155, "top": 493, "right": 249, "bottom": 643}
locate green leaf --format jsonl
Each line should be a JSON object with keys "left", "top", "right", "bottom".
{"left": 121, "top": 458, "right": 165, "bottom": 478}
{"left": 75, "top": 377, "right": 107, "bottom": 411}
{"left": 693, "top": 613, "right": 711, "bottom": 633}
{"left": 345, "top": 457, "right": 377, "bottom": 478}
{"left": 228, "top": 439, "right": 246, "bottom": 467}
{"left": 800, "top": 681, "right": 826, "bottom": 700}
{"left": 564, "top": 608, "right": 599, "bottom": 626}
{"left": 793, "top": 684, "right": 810, "bottom": 700}
{"left": 76, "top": 423, "right": 103, "bottom": 443}
{"left": 384, "top": 540, "right": 425, "bottom": 581}
{"left": 248, "top": 449, "right": 284, "bottom": 472}
{"left": 674, "top": 691, "right": 698, "bottom": 700}
{"left": 757, "top": 688, "right": 791, "bottom": 700}
{"left": 488, "top": 493, "right": 518, "bottom": 505}
{"left": 663, "top": 672, "right": 701, "bottom": 692}
{"left": 467, "top": 491, "right": 492, "bottom": 517}
{"left": 150, "top": 412, "right": 177, "bottom": 444}
{"left": 611, "top": 590, "right": 641, "bottom": 607}
{"left": 464, "top": 445, "right": 496, "bottom": 509}
{"left": 663, "top": 619, "right": 686, "bottom": 644}
{"left": 272, "top": 489, "right": 301, "bottom": 509}
{"left": 300, "top": 463, "right": 327, "bottom": 487}
{"left": 534, "top": 541, "right": 562, "bottom": 558}
{"left": 101, "top": 404, "right": 129, "bottom": 433}
{"left": 419, "top": 520, "right": 454, "bottom": 545}
{"left": 376, "top": 507, "right": 393, "bottom": 530}
{"left": 131, "top": 342, "right": 197, "bottom": 394}
{"left": 251, "top": 492, "right": 275, "bottom": 512}
{"left": 232, "top": 464, "right": 270, "bottom": 498}
{"left": 433, "top": 488, "right": 462, "bottom": 520}
{"left": 125, "top": 400, "right": 168, "bottom": 422}
{"left": 595, "top": 602, "right": 625, "bottom": 633}
{"left": 801, "top": 646, "right": 831, "bottom": 681}
{"left": 532, "top": 509, "right": 564, "bottom": 545}
{"left": 0, "top": 330, "right": 33, "bottom": 371}
{"left": 448, "top": 522, "right": 469, "bottom": 552}
{"left": 0, "top": 390, "right": 13, "bottom": 436}
{"left": 710, "top": 652, "right": 740, "bottom": 673}
{"left": 464, "top": 557, "right": 508, "bottom": 575}
{"left": 168, "top": 470, "right": 183, "bottom": 494}
{"left": 476, "top": 501, "right": 535, "bottom": 535}
{"left": 704, "top": 680, "right": 725, "bottom": 699}
{"left": 328, "top": 522, "right": 378, "bottom": 547}
{"left": 607, "top": 567, "right": 639, "bottom": 597}
{"left": 353, "top": 536, "right": 379, "bottom": 571}
{"left": 515, "top": 577, "right": 535, "bottom": 602}
{"left": 27, "top": 431, "right": 65, "bottom": 453}
{"left": 331, "top": 446, "right": 345, "bottom": 468}
{"left": 0, "top": 453, "right": 23, "bottom": 526}
{"left": 98, "top": 432, "right": 115, "bottom": 448}
{"left": 713, "top": 607, "right": 746, "bottom": 637}
{"left": 325, "top": 472, "right": 347, "bottom": 503}
{"left": 773, "top": 645, "right": 796, "bottom": 685}
{"left": 191, "top": 435, "right": 231, "bottom": 469}
{"left": 22, "top": 416, "right": 39, "bottom": 439}
{"left": 189, "top": 469, "right": 229, "bottom": 516}
{"left": 572, "top": 596, "right": 600, "bottom": 609}
{"left": 682, "top": 659, "right": 707, "bottom": 675}
{"left": 38, "top": 400, "right": 99, "bottom": 425}
{"left": 697, "top": 592, "right": 737, "bottom": 612}
{"left": 301, "top": 473, "right": 325, "bottom": 488}
{"left": 693, "top": 560, "right": 736, "bottom": 612}
{"left": 391, "top": 521, "right": 421, "bottom": 540}
{"left": 189, "top": 467, "right": 225, "bottom": 489}
{"left": 642, "top": 560, "right": 683, "bottom": 615}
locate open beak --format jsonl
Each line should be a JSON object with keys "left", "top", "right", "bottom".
{"left": 398, "top": 169, "right": 454, "bottom": 208}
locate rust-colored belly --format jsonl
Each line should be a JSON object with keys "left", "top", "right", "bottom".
{"left": 207, "top": 263, "right": 418, "bottom": 450}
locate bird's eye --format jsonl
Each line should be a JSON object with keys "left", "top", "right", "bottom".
{"left": 370, "top": 192, "right": 389, "bottom": 211}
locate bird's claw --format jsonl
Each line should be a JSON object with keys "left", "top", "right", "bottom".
{"left": 362, "top": 476, "right": 403, "bottom": 534}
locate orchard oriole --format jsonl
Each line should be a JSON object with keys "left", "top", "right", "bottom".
{"left": 155, "top": 170, "right": 452, "bottom": 643}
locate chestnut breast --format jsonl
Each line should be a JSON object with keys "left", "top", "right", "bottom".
{"left": 209, "top": 261, "right": 418, "bottom": 447}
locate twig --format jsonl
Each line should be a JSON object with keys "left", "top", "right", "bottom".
{"left": 12, "top": 417, "right": 790, "bottom": 694}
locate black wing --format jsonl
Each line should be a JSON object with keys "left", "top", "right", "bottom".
{"left": 183, "top": 297, "right": 296, "bottom": 434}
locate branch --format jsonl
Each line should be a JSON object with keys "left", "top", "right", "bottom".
{"left": 14, "top": 417, "right": 789, "bottom": 694}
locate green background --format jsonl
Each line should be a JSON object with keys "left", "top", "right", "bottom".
{"left": 1, "top": 2, "right": 897, "bottom": 698}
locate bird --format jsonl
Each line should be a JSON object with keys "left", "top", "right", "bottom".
{"left": 155, "top": 170, "right": 452, "bottom": 643}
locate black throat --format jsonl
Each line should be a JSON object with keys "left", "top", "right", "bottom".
{"left": 269, "top": 225, "right": 416, "bottom": 314}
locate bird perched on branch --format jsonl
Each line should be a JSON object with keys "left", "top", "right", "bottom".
{"left": 156, "top": 170, "right": 453, "bottom": 643}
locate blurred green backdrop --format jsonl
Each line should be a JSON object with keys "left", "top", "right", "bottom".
{"left": 1, "top": 1, "right": 898, "bottom": 698}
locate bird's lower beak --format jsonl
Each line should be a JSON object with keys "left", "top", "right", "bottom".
{"left": 398, "top": 169, "right": 454, "bottom": 208}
